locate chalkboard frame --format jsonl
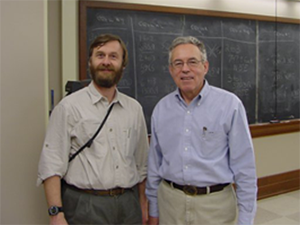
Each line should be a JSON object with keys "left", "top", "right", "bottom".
{"left": 79, "top": 1, "right": 300, "bottom": 138}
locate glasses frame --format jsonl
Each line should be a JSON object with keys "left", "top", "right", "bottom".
{"left": 170, "top": 58, "right": 204, "bottom": 70}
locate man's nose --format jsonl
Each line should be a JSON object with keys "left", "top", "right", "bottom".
{"left": 101, "top": 56, "right": 111, "bottom": 65}
{"left": 182, "top": 62, "right": 190, "bottom": 72}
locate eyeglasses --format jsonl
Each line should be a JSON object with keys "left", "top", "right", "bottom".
{"left": 171, "top": 59, "right": 203, "bottom": 70}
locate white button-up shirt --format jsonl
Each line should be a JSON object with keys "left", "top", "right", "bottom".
{"left": 37, "top": 82, "right": 149, "bottom": 190}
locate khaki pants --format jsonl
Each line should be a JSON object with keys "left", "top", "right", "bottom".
{"left": 158, "top": 180, "right": 237, "bottom": 225}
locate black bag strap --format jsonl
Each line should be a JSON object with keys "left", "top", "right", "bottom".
{"left": 68, "top": 103, "right": 115, "bottom": 162}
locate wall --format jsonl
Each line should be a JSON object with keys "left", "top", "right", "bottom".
{"left": 49, "top": 0, "right": 62, "bottom": 107}
{"left": 0, "top": 0, "right": 48, "bottom": 224}
{"left": 254, "top": 132, "right": 300, "bottom": 177}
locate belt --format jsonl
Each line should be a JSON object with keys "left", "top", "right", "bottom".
{"left": 164, "top": 179, "right": 230, "bottom": 196}
{"left": 62, "top": 180, "right": 133, "bottom": 196}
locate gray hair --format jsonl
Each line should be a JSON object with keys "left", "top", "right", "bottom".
{"left": 168, "top": 36, "right": 208, "bottom": 64}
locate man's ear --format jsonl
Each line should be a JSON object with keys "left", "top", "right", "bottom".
{"left": 203, "top": 60, "right": 209, "bottom": 76}
{"left": 168, "top": 64, "right": 173, "bottom": 75}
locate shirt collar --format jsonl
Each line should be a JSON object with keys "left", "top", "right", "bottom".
{"left": 199, "top": 79, "right": 210, "bottom": 99}
{"left": 87, "top": 81, "right": 124, "bottom": 107}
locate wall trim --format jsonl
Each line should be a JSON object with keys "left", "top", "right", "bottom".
{"left": 257, "top": 169, "right": 300, "bottom": 200}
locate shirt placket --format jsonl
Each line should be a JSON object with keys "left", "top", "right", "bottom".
{"left": 107, "top": 114, "right": 122, "bottom": 187}
{"left": 182, "top": 107, "right": 193, "bottom": 184}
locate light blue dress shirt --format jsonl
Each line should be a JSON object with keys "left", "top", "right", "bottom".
{"left": 146, "top": 81, "right": 257, "bottom": 225}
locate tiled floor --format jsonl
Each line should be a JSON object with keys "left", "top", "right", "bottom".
{"left": 254, "top": 190, "right": 300, "bottom": 225}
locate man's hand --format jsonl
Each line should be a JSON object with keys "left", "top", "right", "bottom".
{"left": 50, "top": 213, "right": 68, "bottom": 225}
{"left": 148, "top": 216, "right": 159, "bottom": 225}
{"left": 140, "top": 194, "right": 148, "bottom": 225}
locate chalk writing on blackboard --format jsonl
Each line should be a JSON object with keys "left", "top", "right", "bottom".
{"left": 82, "top": 6, "right": 299, "bottom": 132}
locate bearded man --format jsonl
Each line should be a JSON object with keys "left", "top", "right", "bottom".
{"left": 37, "top": 34, "right": 149, "bottom": 225}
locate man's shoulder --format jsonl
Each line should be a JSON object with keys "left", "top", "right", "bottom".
{"left": 158, "top": 91, "right": 176, "bottom": 104}
{"left": 209, "top": 85, "right": 241, "bottom": 102}
{"left": 118, "top": 92, "right": 143, "bottom": 109}
{"left": 152, "top": 91, "right": 176, "bottom": 113}
{"left": 59, "top": 87, "right": 89, "bottom": 108}
{"left": 209, "top": 85, "right": 231, "bottom": 94}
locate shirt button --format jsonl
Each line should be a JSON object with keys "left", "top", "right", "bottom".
{"left": 185, "top": 166, "right": 188, "bottom": 169}
{"left": 187, "top": 111, "right": 190, "bottom": 114}
{"left": 184, "top": 147, "right": 188, "bottom": 151}
{"left": 109, "top": 128, "right": 113, "bottom": 132}
{"left": 186, "top": 129, "right": 189, "bottom": 132}
{"left": 116, "top": 166, "right": 119, "bottom": 169}
{"left": 113, "top": 147, "right": 115, "bottom": 150}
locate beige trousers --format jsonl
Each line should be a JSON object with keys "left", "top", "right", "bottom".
{"left": 158, "top": 180, "right": 237, "bottom": 225}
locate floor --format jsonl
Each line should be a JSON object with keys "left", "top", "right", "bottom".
{"left": 254, "top": 190, "right": 300, "bottom": 225}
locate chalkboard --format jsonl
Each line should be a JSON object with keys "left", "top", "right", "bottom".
{"left": 258, "top": 22, "right": 300, "bottom": 122}
{"left": 79, "top": 1, "right": 300, "bottom": 135}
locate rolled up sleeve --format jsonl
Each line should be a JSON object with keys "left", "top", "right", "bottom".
{"left": 37, "top": 104, "right": 70, "bottom": 186}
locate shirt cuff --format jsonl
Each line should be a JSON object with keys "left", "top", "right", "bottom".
{"left": 36, "top": 177, "right": 44, "bottom": 187}
{"left": 148, "top": 201, "right": 159, "bottom": 217}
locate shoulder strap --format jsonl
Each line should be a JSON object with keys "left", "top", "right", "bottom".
{"left": 68, "top": 103, "right": 115, "bottom": 163}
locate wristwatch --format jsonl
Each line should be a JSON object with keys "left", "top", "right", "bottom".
{"left": 48, "top": 206, "right": 63, "bottom": 216}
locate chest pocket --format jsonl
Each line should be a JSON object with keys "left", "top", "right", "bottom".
{"left": 201, "top": 129, "right": 227, "bottom": 159}
{"left": 119, "top": 127, "right": 137, "bottom": 156}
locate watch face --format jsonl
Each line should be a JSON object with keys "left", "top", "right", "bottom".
{"left": 48, "top": 206, "right": 59, "bottom": 216}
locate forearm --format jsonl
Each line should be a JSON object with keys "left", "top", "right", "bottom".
{"left": 138, "top": 178, "right": 147, "bottom": 196}
{"left": 44, "top": 175, "right": 63, "bottom": 207}
{"left": 44, "top": 175, "right": 68, "bottom": 225}
{"left": 138, "top": 179, "right": 148, "bottom": 224}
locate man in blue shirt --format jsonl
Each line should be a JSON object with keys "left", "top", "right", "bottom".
{"left": 146, "top": 36, "right": 257, "bottom": 225}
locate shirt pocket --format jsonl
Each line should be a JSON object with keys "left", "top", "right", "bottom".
{"left": 120, "top": 127, "right": 137, "bottom": 156}
{"left": 201, "top": 128, "right": 227, "bottom": 159}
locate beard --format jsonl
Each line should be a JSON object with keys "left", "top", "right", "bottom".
{"left": 90, "top": 64, "right": 123, "bottom": 88}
